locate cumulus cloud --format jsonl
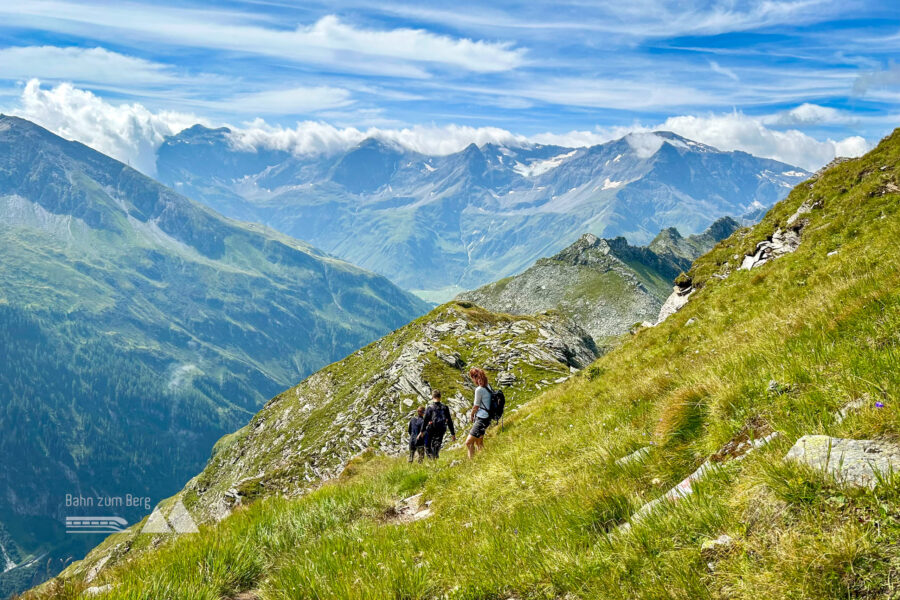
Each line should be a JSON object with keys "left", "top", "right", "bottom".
{"left": 762, "top": 103, "right": 849, "bottom": 126}
{"left": 625, "top": 132, "right": 665, "bottom": 158}
{"left": 654, "top": 111, "right": 868, "bottom": 170}
{"left": 228, "top": 121, "right": 530, "bottom": 156}
{"left": 5, "top": 81, "right": 870, "bottom": 175}
{"left": 12, "top": 80, "right": 201, "bottom": 175}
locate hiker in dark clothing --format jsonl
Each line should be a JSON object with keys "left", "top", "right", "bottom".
{"left": 408, "top": 406, "right": 426, "bottom": 463}
{"left": 423, "top": 390, "right": 455, "bottom": 459}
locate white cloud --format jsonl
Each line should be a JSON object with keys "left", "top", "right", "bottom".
{"left": 853, "top": 63, "right": 900, "bottom": 95}
{"left": 5, "top": 81, "right": 871, "bottom": 176}
{"left": 0, "top": 46, "right": 184, "bottom": 87}
{"left": 709, "top": 60, "right": 739, "bottom": 81}
{"left": 12, "top": 80, "right": 201, "bottom": 175}
{"left": 655, "top": 112, "right": 868, "bottom": 170}
{"left": 625, "top": 132, "right": 665, "bottom": 158}
{"left": 229, "top": 121, "right": 531, "bottom": 156}
{"left": 224, "top": 86, "right": 354, "bottom": 115}
{"left": 762, "top": 103, "right": 849, "bottom": 126}
{"left": 0, "top": 4, "right": 524, "bottom": 75}
{"left": 489, "top": 77, "right": 717, "bottom": 109}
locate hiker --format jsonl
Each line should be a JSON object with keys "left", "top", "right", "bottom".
{"left": 408, "top": 406, "right": 426, "bottom": 463}
{"left": 465, "top": 367, "right": 492, "bottom": 459}
{"left": 423, "top": 390, "right": 455, "bottom": 459}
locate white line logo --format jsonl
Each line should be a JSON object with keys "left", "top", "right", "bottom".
{"left": 141, "top": 500, "right": 199, "bottom": 534}
{"left": 65, "top": 516, "right": 129, "bottom": 534}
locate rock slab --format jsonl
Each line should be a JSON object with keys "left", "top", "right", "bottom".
{"left": 784, "top": 435, "right": 900, "bottom": 489}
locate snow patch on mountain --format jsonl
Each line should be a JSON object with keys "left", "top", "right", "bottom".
{"left": 513, "top": 149, "right": 579, "bottom": 177}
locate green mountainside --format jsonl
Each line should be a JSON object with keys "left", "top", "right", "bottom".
{"left": 26, "top": 129, "right": 900, "bottom": 599}
{"left": 0, "top": 116, "right": 428, "bottom": 596}
{"left": 457, "top": 218, "right": 739, "bottom": 345}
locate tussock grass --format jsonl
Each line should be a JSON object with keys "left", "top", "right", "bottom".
{"left": 25, "top": 130, "right": 900, "bottom": 599}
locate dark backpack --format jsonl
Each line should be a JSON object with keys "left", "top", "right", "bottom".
{"left": 487, "top": 387, "right": 505, "bottom": 422}
{"left": 430, "top": 403, "right": 448, "bottom": 429}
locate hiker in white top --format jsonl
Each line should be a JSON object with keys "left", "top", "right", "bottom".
{"left": 465, "top": 367, "right": 491, "bottom": 459}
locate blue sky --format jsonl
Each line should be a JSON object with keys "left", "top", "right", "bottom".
{"left": 0, "top": 0, "right": 897, "bottom": 172}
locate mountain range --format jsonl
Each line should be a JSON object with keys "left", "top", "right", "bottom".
{"left": 156, "top": 127, "right": 809, "bottom": 299}
{"left": 457, "top": 217, "right": 740, "bottom": 345}
{"left": 39, "top": 128, "right": 900, "bottom": 600}
{"left": 0, "top": 115, "right": 427, "bottom": 596}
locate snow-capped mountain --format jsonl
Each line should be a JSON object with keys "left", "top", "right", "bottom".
{"left": 157, "top": 127, "right": 809, "bottom": 297}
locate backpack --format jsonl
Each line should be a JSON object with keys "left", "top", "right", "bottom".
{"left": 430, "top": 403, "right": 448, "bottom": 429}
{"left": 487, "top": 387, "right": 505, "bottom": 422}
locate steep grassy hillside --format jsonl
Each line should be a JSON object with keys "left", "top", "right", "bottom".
{"left": 457, "top": 218, "right": 739, "bottom": 345}
{"left": 29, "top": 130, "right": 900, "bottom": 599}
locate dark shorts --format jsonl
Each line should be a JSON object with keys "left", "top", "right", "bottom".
{"left": 470, "top": 416, "right": 490, "bottom": 439}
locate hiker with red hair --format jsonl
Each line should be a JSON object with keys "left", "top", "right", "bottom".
{"left": 466, "top": 367, "right": 493, "bottom": 459}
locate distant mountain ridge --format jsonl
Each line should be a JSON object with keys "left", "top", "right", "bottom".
{"left": 157, "top": 127, "right": 808, "bottom": 298}
{"left": 0, "top": 115, "right": 428, "bottom": 596}
{"left": 457, "top": 218, "right": 740, "bottom": 344}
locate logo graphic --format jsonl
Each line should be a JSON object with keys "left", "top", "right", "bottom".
{"left": 65, "top": 516, "right": 129, "bottom": 534}
{"left": 141, "top": 500, "right": 199, "bottom": 534}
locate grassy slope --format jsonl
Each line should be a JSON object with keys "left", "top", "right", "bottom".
{"left": 46, "top": 302, "right": 596, "bottom": 584}
{"left": 31, "top": 131, "right": 900, "bottom": 599}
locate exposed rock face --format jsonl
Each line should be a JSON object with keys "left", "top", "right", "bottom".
{"left": 740, "top": 199, "right": 815, "bottom": 271}
{"left": 784, "top": 435, "right": 900, "bottom": 489}
{"left": 655, "top": 282, "right": 694, "bottom": 325}
{"left": 459, "top": 218, "right": 739, "bottom": 344}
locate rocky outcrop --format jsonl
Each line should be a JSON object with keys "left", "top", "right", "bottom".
{"left": 784, "top": 435, "right": 900, "bottom": 489}
{"left": 655, "top": 281, "right": 694, "bottom": 325}
{"left": 740, "top": 199, "right": 818, "bottom": 271}
{"left": 459, "top": 220, "right": 738, "bottom": 343}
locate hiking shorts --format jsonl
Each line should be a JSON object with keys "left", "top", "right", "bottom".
{"left": 470, "top": 416, "right": 490, "bottom": 439}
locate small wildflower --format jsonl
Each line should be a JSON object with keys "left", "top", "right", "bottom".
{"left": 875, "top": 401, "right": 885, "bottom": 408}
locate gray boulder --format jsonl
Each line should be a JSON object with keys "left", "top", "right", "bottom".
{"left": 784, "top": 435, "right": 900, "bottom": 489}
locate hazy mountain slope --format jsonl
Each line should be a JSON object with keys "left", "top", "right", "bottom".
{"left": 38, "top": 127, "right": 900, "bottom": 600}
{"left": 0, "top": 115, "right": 428, "bottom": 596}
{"left": 457, "top": 217, "right": 740, "bottom": 344}
{"left": 156, "top": 128, "right": 808, "bottom": 297}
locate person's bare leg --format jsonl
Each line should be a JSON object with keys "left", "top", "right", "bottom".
{"left": 465, "top": 435, "right": 477, "bottom": 459}
{"left": 475, "top": 438, "right": 484, "bottom": 453}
